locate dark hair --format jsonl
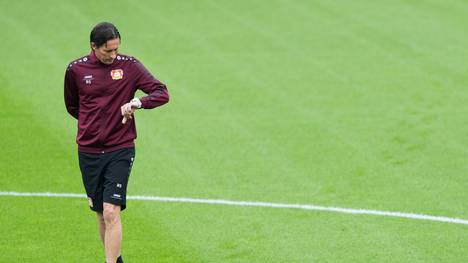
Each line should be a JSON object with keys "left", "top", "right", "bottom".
{"left": 90, "top": 22, "right": 121, "bottom": 47}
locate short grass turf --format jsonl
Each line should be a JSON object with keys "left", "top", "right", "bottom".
{"left": 1, "top": 0, "right": 468, "bottom": 262}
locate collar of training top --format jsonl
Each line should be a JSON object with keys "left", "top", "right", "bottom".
{"left": 88, "top": 51, "right": 98, "bottom": 63}
{"left": 88, "top": 51, "right": 115, "bottom": 66}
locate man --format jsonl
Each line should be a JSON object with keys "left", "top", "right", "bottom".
{"left": 64, "top": 22, "right": 169, "bottom": 263}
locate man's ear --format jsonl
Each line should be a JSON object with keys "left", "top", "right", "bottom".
{"left": 90, "top": 42, "right": 97, "bottom": 51}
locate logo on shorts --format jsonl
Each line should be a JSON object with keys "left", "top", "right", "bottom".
{"left": 111, "top": 193, "right": 122, "bottom": 200}
{"left": 110, "top": 69, "right": 123, "bottom": 80}
{"left": 116, "top": 183, "right": 122, "bottom": 188}
{"left": 88, "top": 197, "right": 93, "bottom": 207}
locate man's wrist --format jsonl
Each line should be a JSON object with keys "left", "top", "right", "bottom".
{"left": 130, "top": 98, "right": 142, "bottom": 109}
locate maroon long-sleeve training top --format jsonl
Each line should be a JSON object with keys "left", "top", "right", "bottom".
{"left": 64, "top": 51, "right": 169, "bottom": 153}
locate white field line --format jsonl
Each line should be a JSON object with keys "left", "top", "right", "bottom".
{"left": 1, "top": 191, "right": 467, "bottom": 225}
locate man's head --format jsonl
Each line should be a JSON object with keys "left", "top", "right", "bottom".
{"left": 90, "top": 22, "right": 121, "bottom": 65}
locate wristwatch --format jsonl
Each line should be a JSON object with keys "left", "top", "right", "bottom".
{"left": 130, "top": 98, "right": 142, "bottom": 109}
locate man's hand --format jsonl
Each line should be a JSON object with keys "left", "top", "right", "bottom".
{"left": 121, "top": 98, "right": 142, "bottom": 124}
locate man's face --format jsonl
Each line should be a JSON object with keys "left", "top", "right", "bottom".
{"left": 91, "top": 38, "right": 120, "bottom": 64}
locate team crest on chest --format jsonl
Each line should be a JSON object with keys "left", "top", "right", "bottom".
{"left": 110, "top": 69, "right": 124, "bottom": 80}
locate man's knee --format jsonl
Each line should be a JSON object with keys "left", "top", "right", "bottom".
{"left": 103, "top": 203, "right": 121, "bottom": 226}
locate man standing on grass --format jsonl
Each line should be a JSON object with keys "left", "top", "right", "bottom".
{"left": 64, "top": 22, "right": 169, "bottom": 263}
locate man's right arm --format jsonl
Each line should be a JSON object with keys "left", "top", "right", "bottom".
{"left": 64, "top": 68, "right": 79, "bottom": 119}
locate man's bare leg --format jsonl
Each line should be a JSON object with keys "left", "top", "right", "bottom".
{"left": 96, "top": 212, "right": 106, "bottom": 245}
{"left": 103, "top": 202, "right": 122, "bottom": 263}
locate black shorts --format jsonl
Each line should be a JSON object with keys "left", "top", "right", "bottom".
{"left": 78, "top": 147, "right": 135, "bottom": 213}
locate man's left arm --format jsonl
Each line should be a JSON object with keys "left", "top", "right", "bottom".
{"left": 121, "top": 60, "right": 170, "bottom": 123}
{"left": 134, "top": 60, "right": 170, "bottom": 108}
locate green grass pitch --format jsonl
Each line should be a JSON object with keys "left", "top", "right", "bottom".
{"left": 1, "top": 0, "right": 468, "bottom": 262}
